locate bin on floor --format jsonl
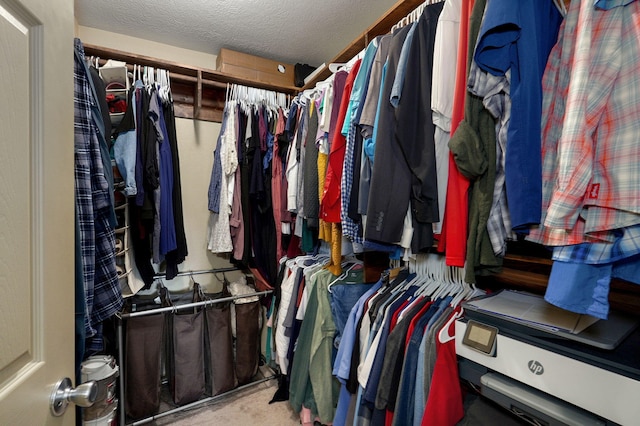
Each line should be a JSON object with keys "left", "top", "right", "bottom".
{"left": 80, "top": 354, "right": 119, "bottom": 425}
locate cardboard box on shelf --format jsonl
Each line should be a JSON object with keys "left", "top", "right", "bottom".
{"left": 216, "top": 48, "right": 294, "bottom": 88}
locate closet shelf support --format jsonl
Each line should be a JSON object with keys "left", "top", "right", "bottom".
{"left": 194, "top": 70, "right": 203, "bottom": 119}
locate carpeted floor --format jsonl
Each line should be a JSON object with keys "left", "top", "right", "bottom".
{"left": 132, "top": 368, "right": 527, "bottom": 425}
{"left": 152, "top": 376, "right": 299, "bottom": 426}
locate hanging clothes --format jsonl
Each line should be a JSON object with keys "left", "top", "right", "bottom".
{"left": 364, "top": 25, "right": 412, "bottom": 245}
{"left": 249, "top": 107, "right": 278, "bottom": 284}
{"left": 208, "top": 102, "right": 238, "bottom": 253}
{"left": 74, "top": 38, "right": 122, "bottom": 355}
{"left": 119, "top": 73, "right": 189, "bottom": 287}
{"left": 437, "top": 0, "right": 475, "bottom": 268}
{"left": 527, "top": 0, "right": 640, "bottom": 319}
{"left": 341, "top": 38, "right": 380, "bottom": 249}
{"left": 162, "top": 91, "right": 189, "bottom": 278}
{"left": 394, "top": 2, "right": 444, "bottom": 253}
{"left": 272, "top": 108, "right": 288, "bottom": 260}
{"left": 430, "top": 0, "right": 461, "bottom": 236}
{"left": 447, "top": 0, "right": 501, "bottom": 283}
{"left": 113, "top": 87, "right": 138, "bottom": 197}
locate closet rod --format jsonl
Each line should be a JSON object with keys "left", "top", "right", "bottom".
{"left": 121, "top": 290, "right": 273, "bottom": 319}
{"left": 152, "top": 266, "right": 239, "bottom": 279}
{"left": 128, "top": 375, "right": 276, "bottom": 426}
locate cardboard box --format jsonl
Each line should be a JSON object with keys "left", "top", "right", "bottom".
{"left": 216, "top": 48, "right": 294, "bottom": 88}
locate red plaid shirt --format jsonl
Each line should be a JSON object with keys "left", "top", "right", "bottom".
{"left": 529, "top": 0, "right": 640, "bottom": 246}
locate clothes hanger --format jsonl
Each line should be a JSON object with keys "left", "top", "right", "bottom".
{"left": 156, "top": 69, "right": 163, "bottom": 100}
{"left": 417, "top": 254, "right": 441, "bottom": 297}
{"left": 552, "top": 0, "right": 568, "bottom": 17}
{"left": 165, "top": 70, "right": 173, "bottom": 102}
{"left": 430, "top": 259, "right": 451, "bottom": 300}
{"left": 162, "top": 69, "right": 171, "bottom": 101}
{"left": 327, "top": 261, "right": 363, "bottom": 293}
{"left": 403, "top": 253, "right": 429, "bottom": 295}
{"left": 328, "top": 63, "right": 346, "bottom": 73}
{"left": 450, "top": 267, "right": 471, "bottom": 307}
{"left": 438, "top": 308, "right": 464, "bottom": 344}
{"left": 160, "top": 69, "right": 166, "bottom": 100}
{"left": 149, "top": 67, "right": 156, "bottom": 93}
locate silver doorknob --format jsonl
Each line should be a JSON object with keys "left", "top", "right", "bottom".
{"left": 50, "top": 377, "right": 98, "bottom": 416}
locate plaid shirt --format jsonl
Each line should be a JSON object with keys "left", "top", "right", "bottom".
{"left": 341, "top": 122, "right": 363, "bottom": 245}
{"left": 74, "top": 39, "right": 122, "bottom": 352}
{"left": 468, "top": 63, "right": 516, "bottom": 257}
{"left": 528, "top": 0, "right": 640, "bottom": 246}
{"left": 553, "top": 224, "right": 640, "bottom": 264}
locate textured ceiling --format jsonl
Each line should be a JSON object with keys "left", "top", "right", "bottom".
{"left": 74, "top": 0, "right": 399, "bottom": 67}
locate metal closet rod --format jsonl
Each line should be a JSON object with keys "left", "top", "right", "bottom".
{"left": 121, "top": 290, "right": 274, "bottom": 319}
{"left": 152, "top": 266, "right": 240, "bottom": 279}
{"left": 129, "top": 375, "right": 277, "bottom": 426}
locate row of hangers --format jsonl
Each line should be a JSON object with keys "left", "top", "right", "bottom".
{"left": 284, "top": 253, "right": 363, "bottom": 293}
{"left": 402, "top": 253, "right": 482, "bottom": 342}
{"left": 407, "top": 253, "right": 484, "bottom": 306}
{"left": 390, "top": 0, "right": 440, "bottom": 33}
{"left": 291, "top": 251, "right": 481, "bottom": 308}
{"left": 226, "top": 83, "right": 290, "bottom": 116}
{"left": 302, "top": 43, "right": 366, "bottom": 100}
{"left": 287, "top": 251, "right": 473, "bottom": 342}
{"left": 89, "top": 57, "right": 175, "bottom": 104}
{"left": 132, "top": 64, "right": 173, "bottom": 103}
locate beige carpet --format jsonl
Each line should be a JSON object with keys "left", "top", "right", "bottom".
{"left": 153, "top": 379, "right": 300, "bottom": 426}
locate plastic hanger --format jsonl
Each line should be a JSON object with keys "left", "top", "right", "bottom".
{"left": 430, "top": 260, "right": 450, "bottom": 300}
{"left": 438, "top": 308, "right": 464, "bottom": 344}
{"left": 419, "top": 254, "right": 441, "bottom": 297}
{"left": 552, "top": 0, "right": 568, "bottom": 17}
{"left": 328, "top": 63, "right": 346, "bottom": 73}
{"left": 327, "top": 261, "right": 363, "bottom": 293}
{"left": 450, "top": 267, "right": 468, "bottom": 307}
{"left": 165, "top": 70, "right": 172, "bottom": 102}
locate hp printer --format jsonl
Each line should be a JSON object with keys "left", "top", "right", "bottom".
{"left": 455, "top": 290, "right": 640, "bottom": 426}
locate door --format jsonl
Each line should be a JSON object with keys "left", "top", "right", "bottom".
{"left": 0, "top": 0, "right": 75, "bottom": 424}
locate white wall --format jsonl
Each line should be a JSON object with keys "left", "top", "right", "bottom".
{"left": 76, "top": 25, "right": 218, "bottom": 69}
{"left": 77, "top": 26, "right": 243, "bottom": 293}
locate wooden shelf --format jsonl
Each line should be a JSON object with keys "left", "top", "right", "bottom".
{"left": 83, "top": 43, "right": 299, "bottom": 123}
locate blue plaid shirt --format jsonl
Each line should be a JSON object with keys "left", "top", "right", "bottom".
{"left": 74, "top": 39, "right": 122, "bottom": 354}
{"left": 341, "top": 122, "right": 363, "bottom": 245}
{"left": 553, "top": 224, "right": 640, "bottom": 264}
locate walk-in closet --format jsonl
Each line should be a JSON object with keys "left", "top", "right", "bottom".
{"left": 1, "top": 0, "right": 639, "bottom": 425}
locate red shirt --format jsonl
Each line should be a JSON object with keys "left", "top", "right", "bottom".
{"left": 421, "top": 308, "right": 464, "bottom": 426}
{"left": 321, "top": 60, "right": 362, "bottom": 223}
{"left": 438, "top": 0, "right": 475, "bottom": 267}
